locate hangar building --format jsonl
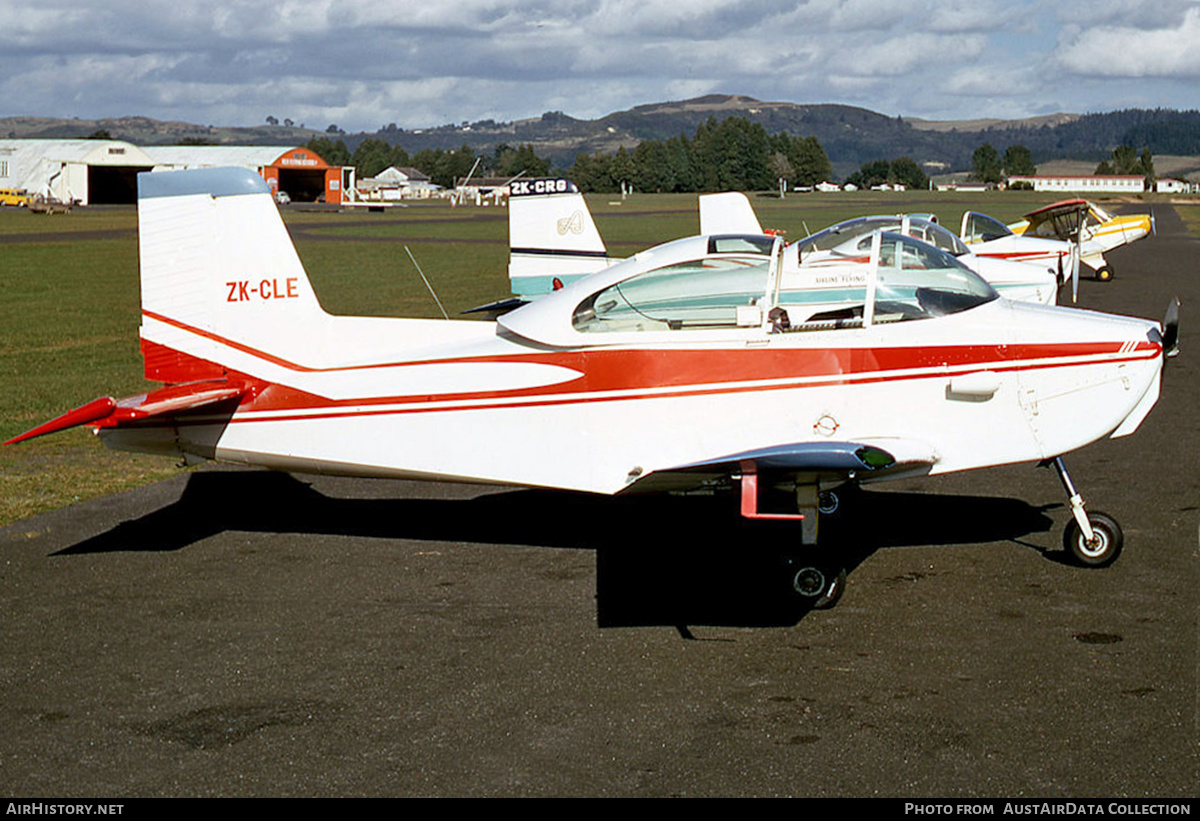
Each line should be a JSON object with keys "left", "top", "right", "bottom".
{"left": 0, "top": 140, "right": 352, "bottom": 205}
{"left": 145, "top": 146, "right": 353, "bottom": 204}
{"left": 0, "top": 140, "right": 156, "bottom": 205}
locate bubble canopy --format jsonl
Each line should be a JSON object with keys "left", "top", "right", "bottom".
{"left": 499, "top": 232, "right": 997, "bottom": 346}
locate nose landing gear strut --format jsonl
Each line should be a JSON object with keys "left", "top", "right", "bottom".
{"left": 1048, "top": 456, "right": 1124, "bottom": 567}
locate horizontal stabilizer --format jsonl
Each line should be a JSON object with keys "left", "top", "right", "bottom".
{"left": 117, "top": 382, "right": 246, "bottom": 419}
{"left": 4, "top": 396, "right": 118, "bottom": 445}
{"left": 462, "top": 296, "right": 529, "bottom": 318}
{"left": 5, "top": 382, "right": 245, "bottom": 445}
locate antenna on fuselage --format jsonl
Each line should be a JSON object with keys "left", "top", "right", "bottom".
{"left": 404, "top": 245, "right": 449, "bottom": 320}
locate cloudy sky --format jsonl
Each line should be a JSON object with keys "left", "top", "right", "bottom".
{"left": 2, "top": 0, "right": 1198, "bottom": 132}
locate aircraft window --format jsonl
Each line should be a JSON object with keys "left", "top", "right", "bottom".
{"left": 778, "top": 234, "right": 997, "bottom": 330}
{"left": 798, "top": 218, "right": 968, "bottom": 260}
{"left": 875, "top": 236, "right": 996, "bottom": 319}
{"left": 796, "top": 218, "right": 873, "bottom": 256}
{"left": 962, "top": 213, "right": 1012, "bottom": 243}
{"left": 919, "top": 223, "right": 970, "bottom": 256}
{"left": 573, "top": 256, "right": 770, "bottom": 332}
{"left": 708, "top": 235, "right": 776, "bottom": 255}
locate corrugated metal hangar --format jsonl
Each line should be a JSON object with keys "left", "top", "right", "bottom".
{"left": 0, "top": 140, "right": 352, "bottom": 205}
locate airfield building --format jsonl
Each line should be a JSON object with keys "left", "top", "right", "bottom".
{"left": 1006, "top": 174, "right": 1146, "bottom": 194}
{"left": 145, "top": 146, "right": 353, "bottom": 204}
{"left": 0, "top": 139, "right": 156, "bottom": 205}
{"left": 356, "top": 166, "right": 439, "bottom": 201}
{"left": 0, "top": 140, "right": 352, "bottom": 205}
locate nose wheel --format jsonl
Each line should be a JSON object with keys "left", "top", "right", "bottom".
{"left": 1063, "top": 510, "right": 1123, "bottom": 567}
{"left": 1049, "top": 457, "right": 1124, "bottom": 568}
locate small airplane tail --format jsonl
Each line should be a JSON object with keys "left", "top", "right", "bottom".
{"left": 507, "top": 178, "right": 616, "bottom": 297}
{"left": 6, "top": 167, "right": 329, "bottom": 446}
{"left": 137, "top": 167, "right": 330, "bottom": 384}
{"left": 698, "top": 192, "right": 763, "bottom": 235}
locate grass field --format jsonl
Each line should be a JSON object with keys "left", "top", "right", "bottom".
{"left": 0, "top": 189, "right": 1181, "bottom": 526}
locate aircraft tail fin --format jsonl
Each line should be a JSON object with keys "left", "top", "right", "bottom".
{"left": 507, "top": 178, "right": 616, "bottom": 298}
{"left": 699, "top": 192, "right": 763, "bottom": 236}
{"left": 136, "top": 167, "right": 330, "bottom": 384}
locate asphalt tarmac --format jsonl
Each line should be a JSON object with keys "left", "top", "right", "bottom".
{"left": 1, "top": 205, "right": 1196, "bottom": 798}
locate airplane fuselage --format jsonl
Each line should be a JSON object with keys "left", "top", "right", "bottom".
{"left": 105, "top": 297, "right": 1162, "bottom": 496}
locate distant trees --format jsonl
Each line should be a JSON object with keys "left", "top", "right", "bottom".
{"left": 493, "top": 144, "right": 551, "bottom": 178}
{"left": 410, "top": 145, "right": 481, "bottom": 188}
{"left": 844, "top": 159, "right": 892, "bottom": 189}
{"left": 305, "top": 137, "right": 351, "bottom": 167}
{"left": 567, "top": 116, "right": 831, "bottom": 194}
{"left": 843, "top": 157, "right": 927, "bottom": 190}
{"left": 1095, "top": 144, "right": 1154, "bottom": 181}
{"left": 1002, "top": 145, "right": 1036, "bottom": 176}
{"left": 970, "top": 142, "right": 1038, "bottom": 182}
{"left": 351, "top": 138, "right": 410, "bottom": 178}
{"left": 770, "top": 132, "right": 833, "bottom": 188}
{"left": 888, "top": 157, "right": 928, "bottom": 190}
{"left": 970, "top": 143, "right": 1002, "bottom": 183}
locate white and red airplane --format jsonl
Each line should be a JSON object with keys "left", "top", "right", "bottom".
{"left": 6, "top": 167, "right": 1178, "bottom": 608}
{"left": 506, "top": 183, "right": 1060, "bottom": 308}
{"left": 790, "top": 214, "right": 1060, "bottom": 306}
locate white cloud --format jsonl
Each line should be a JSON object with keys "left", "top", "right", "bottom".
{"left": 1058, "top": 6, "right": 1200, "bottom": 77}
{"left": 0, "top": 0, "right": 1194, "bottom": 130}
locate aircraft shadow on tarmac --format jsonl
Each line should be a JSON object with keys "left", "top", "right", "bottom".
{"left": 54, "top": 471, "right": 1056, "bottom": 628}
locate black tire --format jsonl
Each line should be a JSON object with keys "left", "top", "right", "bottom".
{"left": 1095, "top": 266, "right": 1113, "bottom": 282}
{"left": 1063, "top": 511, "right": 1123, "bottom": 568}
{"left": 813, "top": 566, "right": 846, "bottom": 610}
{"left": 791, "top": 565, "right": 847, "bottom": 609}
{"left": 818, "top": 490, "right": 840, "bottom": 515}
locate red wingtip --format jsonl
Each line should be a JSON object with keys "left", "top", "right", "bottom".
{"left": 4, "top": 396, "right": 117, "bottom": 445}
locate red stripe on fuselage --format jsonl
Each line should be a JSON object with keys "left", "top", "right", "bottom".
{"left": 140, "top": 309, "right": 1159, "bottom": 423}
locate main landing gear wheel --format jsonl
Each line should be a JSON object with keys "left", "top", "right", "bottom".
{"left": 790, "top": 564, "right": 847, "bottom": 610}
{"left": 818, "top": 490, "right": 840, "bottom": 515}
{"left": 1095, "top": 266, "right": 1113, "bottom": 282}
{"left": 1063, "top": 511, "right": 1123, "bottom": 568}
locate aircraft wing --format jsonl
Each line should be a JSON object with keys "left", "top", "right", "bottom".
{"left": 5, "top": 381, "right": 245, "bottom": 445}
{"left": 624, "top": 438, "right": 939, "bottom": 493}
{"left": 1009, "top": 199, "right": 1089, "bottom": 237}
{"left": 1022, "top": 199, "right": 1088, "bottom": 222}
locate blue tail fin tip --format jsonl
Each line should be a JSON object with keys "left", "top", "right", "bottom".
{"left": 138, "top": 167, "right": 270, "bottom": 200}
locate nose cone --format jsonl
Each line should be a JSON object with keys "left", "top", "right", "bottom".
{"left": 1006, "top": 301, "right": 1164, "bottom": 452}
